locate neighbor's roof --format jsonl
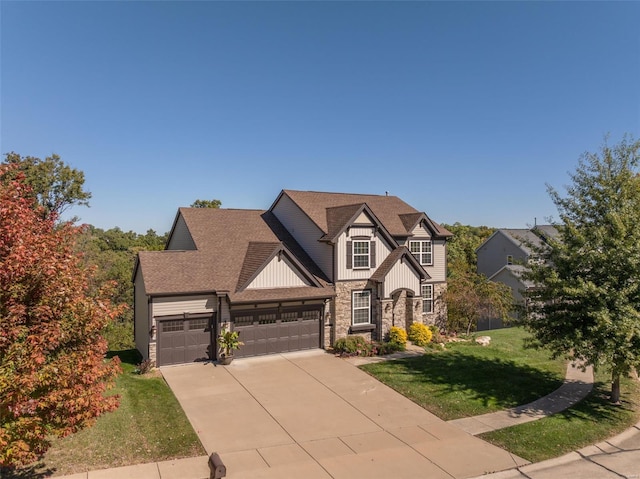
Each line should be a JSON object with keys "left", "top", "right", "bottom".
{"left": 278, "top": 190, "right": 452, "bottom": 239}
{"left": 137, "top": 208, "right": 332, "bottom": 300}
{"left": 489, "top": 264, "right": 535, "bottom": 289}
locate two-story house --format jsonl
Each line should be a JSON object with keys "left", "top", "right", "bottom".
{"left": 476, "top": 225, "right": 558, "bottom": 305}
{"left": 133, "top": 190, "right": 452, "bottom": 366}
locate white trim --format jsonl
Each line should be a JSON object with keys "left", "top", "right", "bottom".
{"left": 421, "top": 284, "right": 433, "bottom": 314}
{"left": 352, "top": 240, "right": 370, "bottom": 269}
{"left": 352, "top": 290, "right": 371, "bottom": 325}
{"left": 410, "top": 240, "right": 433, "bottom": 266}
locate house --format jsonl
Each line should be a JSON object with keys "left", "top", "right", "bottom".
{"left": 476, "top": 225, "right": 558, "bottom": 313}
{"left": 133, "top": 190, "right": 452, "bottom": 366}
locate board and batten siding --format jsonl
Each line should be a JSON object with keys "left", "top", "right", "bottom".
{"left": 151, "top": 295, "right": 216, "bottom": 318}
{"left": 166, "top": 214, "right": 196, "bottom": 250}
{"left": 246, "top": 255, "right": 311, "bottom": 289}
{"left": 382, "top": 260, "right": 421, "bottom": 298}
{"left": 134, "top": 269, "right": 150, "bottom": 360}
{"left": 423, "top": 240, "right": 446, "bottom": 282}
{"left": 271, "top": 194, "right": 333, "bottom": 280}
{"left": 336, "top": 227, "right": 393, "bottom": 281}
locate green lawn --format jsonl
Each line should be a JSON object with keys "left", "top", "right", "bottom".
{"left": 480, "top": 372, "right": 640, "bottom": 462}
{"left": 19, "top": 350, "right": 205, "bottom": 478}
{"left": 361, "top": 327, "right": 566, "bottom": 420}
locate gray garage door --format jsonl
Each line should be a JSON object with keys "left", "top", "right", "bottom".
{"left": 231, "top": 306, "right": 322, "bottom": 358}
{"left": 157, "top": 316, "right": 212, "bottom": 366}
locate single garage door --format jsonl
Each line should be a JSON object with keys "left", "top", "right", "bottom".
{"left": 157, "top": 315, "right": 212, "bottom": 366}
{"left": 231, "top": 306, "right": 322, "bottom": 358}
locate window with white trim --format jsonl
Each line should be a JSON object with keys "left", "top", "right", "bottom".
{"left": 422, "top": 284, "right": 433, "bottom": 314}
{"left": 352, "top": 290, "right": 371, "bottom": 325}
{"left": 507, "top": 255, "right": 513, "bottom": 265}
{"left": 352, "top": 240, "right": 370, "bottom": 269}
{"left": 410, "top": 240, "right": 432, "bottom": 265}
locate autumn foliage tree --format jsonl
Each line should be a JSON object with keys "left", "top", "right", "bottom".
{"left": 0, "top": 165, "right": 122, "bottom": 468}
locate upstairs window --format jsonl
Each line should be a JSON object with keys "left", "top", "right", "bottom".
{"left": 410, "top": 240, "right": 433, "bottom": 266}
{"left": 507, "top": 255, "right": 514, "bottom": 265}
{"left": 353, "top": 240, "right": 370, "bottom": 269}
{"left": 352, "top": 290, "right": 371, "bottom": 325}
{"left": 346, "top": 238, "right": 376, "bottom": 270}
{"left": 422, "top": 284, "right": 433, "bottom": 314}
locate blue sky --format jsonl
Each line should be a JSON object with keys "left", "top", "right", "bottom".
{"left": 2, "top": 1, "right": 639, "bottom": 234}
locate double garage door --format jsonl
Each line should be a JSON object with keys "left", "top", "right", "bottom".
{"left": 231, "top": 306, "right": 322, "bottom": 359}
{"left": 156, "top": 306, "right": 322, "bottom": 365}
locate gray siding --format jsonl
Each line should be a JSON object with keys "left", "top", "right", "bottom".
{"left": 151, "top": 295, "right": 216, "bottom": 318}
{"left": 246, "top": 255, "right": 311, "bottom": 289}
{"left": 336, "top": 227, "right": 393, "bottom": 281}
{"left": 477, "top": 232, "right": 529, "bottom": 278}
{"left": 492, "top": 268, "right": 527, "bottom": 304}
{"left": 134, "top": 269, "right": 150, "bottom": 360}
{"left": 271, "top": 194, "right": 334, "bottom": 280}
{"left": 382, "top": 260, "right": 421, "bottom": 298}
{"left": 166, "top": 214, "right": 196, "bottom": 250}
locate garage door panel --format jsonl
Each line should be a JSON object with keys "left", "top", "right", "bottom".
{"left": 157, "top": 317, "right": 212, "bottom": 367}
{"left": 232, "top": 307, "right": 321, "bottom": 358}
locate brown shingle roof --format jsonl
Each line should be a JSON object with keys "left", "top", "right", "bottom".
{"left": 370, "top": 246, "right": 430, "bottom": 283}
{"left": 281, "top": 190, "right": 452, "bottom": 239}
{"left": 138, "top": 208, "right": 332, "bottom": 300}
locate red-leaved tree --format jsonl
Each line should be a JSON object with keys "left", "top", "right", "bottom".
{"left": 0, "top": 165, "right": 122, "bottom": 468}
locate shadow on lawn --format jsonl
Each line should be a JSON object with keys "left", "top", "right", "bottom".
{"left": 1, "top": 463, "right": 55, "bottom": 479}
{"left": 387, "top": 352, "right": 565, "bottom": 408}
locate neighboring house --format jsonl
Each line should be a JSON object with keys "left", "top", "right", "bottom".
{"left": 133, "top": 189, "right": 452, "bottom": 366}
{"left": 476, "top": 225, "right": 558, "bottom": 309}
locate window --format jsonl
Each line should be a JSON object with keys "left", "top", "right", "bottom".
{"left": 422, "top": 284, "right": 433, "bottom": 314}
{"left": 507, "top": 255, "right": 513, "bottom": 265}
{"left": 352, "top": 290, "right": 371, "bottom": 325}
{"left": 353, "top": 240, "right": 370, "bottom": 269}
{"left": 410, "top": 240, "right": 433, "bottom": 265}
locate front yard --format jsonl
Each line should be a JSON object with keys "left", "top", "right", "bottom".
{"left": 362, "top": 326, "right": 640, "bottom": 462}
{"left": 360, "top": 327, "right": 567, "bottom": 420}
{"left": 19, "top": 350, "right": 205, "bottom": 478}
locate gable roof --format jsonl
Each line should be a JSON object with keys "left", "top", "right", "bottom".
{"left": 370, "top": 246, "right": 430, "bottom": 283}
{"left": 137, "top": 208, "right": 332, "bottom": 300}
{"left": 276, "top": 190, "right": 452, "bottom": 239}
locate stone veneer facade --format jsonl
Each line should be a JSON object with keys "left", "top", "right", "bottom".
{"left": 329, "top": 282, "right": 448, "bottom": 346}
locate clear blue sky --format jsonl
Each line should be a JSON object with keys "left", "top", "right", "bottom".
{"left": 2, "top": 1, "right": 639, "bottom": 234}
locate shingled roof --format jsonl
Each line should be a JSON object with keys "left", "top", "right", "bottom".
{"left": 280, "top": 190, "right": 452, "bottom": 239}
{"left": 137, "top": 208, "right": 332, "bottom": 299}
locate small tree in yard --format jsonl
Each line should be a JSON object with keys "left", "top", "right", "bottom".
{"left": 0, "top": 165, "right": 122, "bottom": 468}
{"left": 524, "top": 136, "right": 640, "bottom": 404}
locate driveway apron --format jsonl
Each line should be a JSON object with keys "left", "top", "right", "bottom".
{"left": 162, "top": 351, "right": 528, "bottom": 479}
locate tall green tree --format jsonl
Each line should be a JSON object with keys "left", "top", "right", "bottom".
{"left": 1, "top": 152, "right": 91, "bottom": 219}
{"left": 524, "top": 136, "right": 640, "bottom": 403}
{"left": 190, "top": 199, "right": 221, "bottom": 208}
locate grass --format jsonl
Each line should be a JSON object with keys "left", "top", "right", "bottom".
{"left": 480, "top": 371, "right": 640, "bottom": 463}
{"left": 15, "top": 350, "right": 205, "bottom": 478}
{"left": 361, "top": 327, "right": 566, "bottom": 420}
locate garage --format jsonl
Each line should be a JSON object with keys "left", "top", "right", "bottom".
{"left": 231, "top": 305, "right": 322, "bottom": 358}
{"left": 156, "top": 315, "right": 213, "bottom": 366}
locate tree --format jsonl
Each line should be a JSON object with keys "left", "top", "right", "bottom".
{"left": 1, "top": 152, "right": 91, "bottom": 219}
{"left": 445, "top": 270, "right": 514, "bottom": 334}
{"left": 190, "top": 199, "right": 221, "bottom": 208}
{"left": 0, "top": 165, "right": 121, "bottom": 468}
{"left": 524, "top": 136, "right": 640, "bottom": 404}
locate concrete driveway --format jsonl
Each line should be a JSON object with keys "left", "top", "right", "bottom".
{"left": 162, "top": 350, "right": 528, "bottom": 479}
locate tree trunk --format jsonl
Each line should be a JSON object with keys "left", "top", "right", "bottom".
{"left": 611, "top": 372, "right": 621, "bottom": 405}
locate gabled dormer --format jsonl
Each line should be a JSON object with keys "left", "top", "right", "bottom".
{"left": 236, "top": 242, "right": 323, "bottom": 291}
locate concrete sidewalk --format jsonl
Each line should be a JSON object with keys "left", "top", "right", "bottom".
{"left": 449, "top": 361, "right": 594, "bottom": 435}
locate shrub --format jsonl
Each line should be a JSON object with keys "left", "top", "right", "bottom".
{"left": 333, "top": 335, "right": 376, "bottom": 357}
{"left": 408, "top": 323, "right": 433, "bottom": 346}
{"left": 388, "top": 326, "right": 407, "bottom": 351}
{"left": 377, "top": 341, "right": 405, "bottom": 355}
{"left": 135, "top": 359, "right": 155, "bottom": 375}
{"left": 428, "top": 324, "right": 444, "bottom": 344}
